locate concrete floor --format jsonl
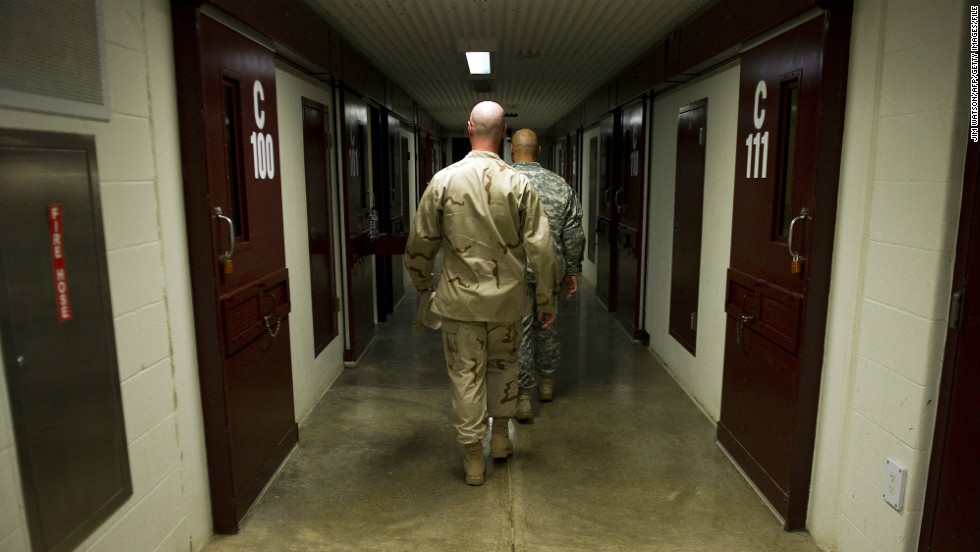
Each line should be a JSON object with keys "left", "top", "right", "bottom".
{"left": 203, "top": 281, "right": 823, "bottom": 552}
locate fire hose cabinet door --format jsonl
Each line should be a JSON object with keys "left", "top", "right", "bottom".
{"left": 0, "top": 129, "right": 131, "bottom": 552}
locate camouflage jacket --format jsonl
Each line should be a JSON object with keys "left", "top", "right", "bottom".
{"left": 513, "top": 162, "right": 585, "bottom": 283}
{"left": 404, "top": 151, "right": 560, "bottom": 322}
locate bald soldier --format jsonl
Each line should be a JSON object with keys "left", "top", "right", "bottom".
{"left": 511, "top": 129, "right": 585, "bottom": 421}
{"left": 404, "top": 102, "right": 560, "bottom": 485}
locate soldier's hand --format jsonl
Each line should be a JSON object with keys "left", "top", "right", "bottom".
{"left": 562, "top": 275, "right": 578, "bottom": 299}
{"left": 538, "top": 311, "right": 556, "bottom": 329}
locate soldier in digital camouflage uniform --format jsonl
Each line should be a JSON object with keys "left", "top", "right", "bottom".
{"left": 404, "top": 102, "right": 560, "bottom": 486}
{"left": 511, "top": 129, "right": 585, "bottom": 422}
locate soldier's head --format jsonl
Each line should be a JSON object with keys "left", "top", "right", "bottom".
{"left": 511, "top": 128, "right": 540, "bottom": 163}
{"left": 467, "top": 101, "right": 507, "bottom": 152}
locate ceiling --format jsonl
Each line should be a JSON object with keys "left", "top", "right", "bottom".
{"left": 297, "top": 0, "right": 718, "bottom": 134}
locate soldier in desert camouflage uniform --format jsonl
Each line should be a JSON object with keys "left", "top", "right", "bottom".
{"left": 404, "top": 102, "right": 560, "bottom": 486}
{"left": 511, "top": 129, "right": 585, "bottom": 422}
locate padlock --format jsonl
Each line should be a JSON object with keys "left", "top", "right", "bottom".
{"left": 223, "top": 258, "right": 234, "bottom": 274}
{"left": 790, "top": 256, "right": 801, "bottom": 274}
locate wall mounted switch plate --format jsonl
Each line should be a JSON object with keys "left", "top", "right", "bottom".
{"left": 883, "top": 458, "right": 907, "bottom": 511}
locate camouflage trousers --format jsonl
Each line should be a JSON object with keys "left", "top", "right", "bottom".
{"left": 441, "top": 318, "right": 521, "bottom": 445}
{"left": 519, "top": 282, "right": 559, "bottom": 390}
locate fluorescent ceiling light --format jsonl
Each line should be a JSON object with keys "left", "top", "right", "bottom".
{"left": 465, "top": 51, "right": 491, "bottom": 75}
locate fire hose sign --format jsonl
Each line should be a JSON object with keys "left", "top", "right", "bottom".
{"left": 49, "top": 204, "right": 73, "bottom": 322}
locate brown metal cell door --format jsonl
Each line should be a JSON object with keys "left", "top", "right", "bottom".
{"left": 568, "top": 131, "right": 581, "bottom": 197}
{"left": 388, "top": 116, "right": 406, "bottom": 307}
{"left": 614, "top": 100, "right": 647, "bottom": 341}
{"left": 717, "top": 10, "right": 851, "bottom": 529}
{"left": 340, "top": 90, "right": 374, "bottom": 362}
{"left": 587, "top": 135, "right": 598, "bottom": 264}
{"left": 400, "top": 136, "right": 411, "bottom": 231}
{"left": 417, "top": 133, "right": 433, "bottom": 198}
{"left": 595, "top": 114, "right": 615, "bottom": 308}
{"left": 172, "top": 10, "right": 297, "bottom": 533}
{"left": 303, "top": 98, "right": 339, "bottom": 355}
{"left": 918, "top": 140, "right": 980, "bottom": 551}
{"left": 371, "top": 106, "right": 394, "bottom": 322}
{"left": 669, "top": 99, "right": 707, "bottom": 355}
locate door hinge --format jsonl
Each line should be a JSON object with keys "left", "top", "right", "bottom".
{"left": 948, "top": 289, "right": 965, "bottom": 330}
{"left": 335, "top": 296, "right": 342, "bottom": 313}
{"left": 698, "top": 127, "right": 705, "bottom": 146}
{"left": 690, "top": 312, "right": 697, "bottom": 330}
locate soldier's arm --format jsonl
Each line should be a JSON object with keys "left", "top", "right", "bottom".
{"left": 404, "top": 183, "right": 443, "bottom": 291}
{"left": 562, "top": 188, "right": 586, "bottom": 277}
{"left": 521, "top": 182, "right": 560, "bottom": 315}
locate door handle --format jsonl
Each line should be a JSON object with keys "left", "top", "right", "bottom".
{"left": 736, "top": 313, "right": 754, "bottom": 344}
{"left": 214, "top": 207, "right": 235, "bottom": 263}
{"left": 949, "top": 289, "right": 965, "bottom": 330}
{"left": 787, "top": 207, "right": 809, "bottom": 261}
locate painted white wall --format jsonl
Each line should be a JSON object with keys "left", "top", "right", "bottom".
{"left": 644, "top": 62, "right": 740, "bottom": 420}
{"left": 0, "top": 1, "right": 212, "bottom": 551}
{"left": 580, "top": 126, "right": 600, "bottom": 285}
{"left": 146, "top": 0, "right": 213, "bottom": 547}
{"left": 807, "top": 0, "right": 890, "bottom": 545}
{"left": 813, "top": 1, "right": 968, "bottom": 550}
{"left": 275, "top": 64, "right": 346, "bottom": 423}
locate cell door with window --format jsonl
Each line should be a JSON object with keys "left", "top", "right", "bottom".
{"left": 595, "top": 114, "right": 615, "bottom": 308}
{"left": 614, "top": 99, "right": 647, "bottom": 340}
{"left": 172, "top": 9, "right": 297, "bottom": 533}
{"left": 303, "top": 98, "right": 339, "bottom": 355}
{"left": 340, "top": 91, "right": 374, "bottom": 362}
{"left": 568, "top": 132, "right": 581, "bottom": 197}
{"left": 587, "top": 135, "right": 599, "bottom": 264}
{"left": 716, "top": 10, "right": 851, "bottom": 529}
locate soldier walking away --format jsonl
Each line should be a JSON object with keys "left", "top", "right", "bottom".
{"left": 404, "top": 102, "right": 560, "bottom": 485}
{"left": 511, "top": 129, "right": 585, "bottom": 422}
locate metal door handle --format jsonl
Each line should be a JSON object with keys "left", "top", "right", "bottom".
{"left": 215, "top": 207, "right": 235, "bottom": 262}
{"left": 787, "top": 207, "right": 809, "bottom": 260}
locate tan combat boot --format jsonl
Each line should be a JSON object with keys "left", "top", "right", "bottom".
{"left": 538, "top": 374, "right": 555, "bottom": 402}
{"left": 490, "top": 417, "right": 513, "bottom": 459}
{"left": 464, "top": 441, "right": 485, "bottom": 485}
{"left": 516, "top": 388, "right": 533, "bottom": 421}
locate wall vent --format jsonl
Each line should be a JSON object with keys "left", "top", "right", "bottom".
{"left": 0, "top": 0, "right": 109, "bottom": 120}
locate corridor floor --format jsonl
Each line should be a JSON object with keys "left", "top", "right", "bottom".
{"left": 203, "top": 281, "right": 822, "bottom": 552}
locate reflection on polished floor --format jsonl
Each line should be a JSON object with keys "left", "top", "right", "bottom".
{"left": 203, "top": 280, "right": 822, "bottom": 552}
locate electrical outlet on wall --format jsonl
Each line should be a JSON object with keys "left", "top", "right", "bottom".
{"left": 882, "top": 458, "right": 907, "bottom": 511}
